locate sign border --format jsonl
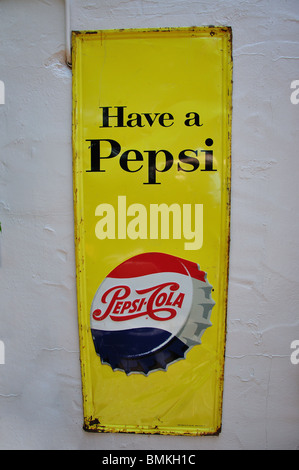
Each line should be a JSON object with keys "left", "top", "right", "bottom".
{"left": 72, "top": 26, "right": 232, "bottom": 436}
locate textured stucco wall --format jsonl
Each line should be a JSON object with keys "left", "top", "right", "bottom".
{"left": 0, "top": 0, "right": 298, "bottom": 450}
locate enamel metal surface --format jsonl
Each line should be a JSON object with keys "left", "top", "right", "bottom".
{"left": 72, "top": 27, "right": 232, "bottom": 435}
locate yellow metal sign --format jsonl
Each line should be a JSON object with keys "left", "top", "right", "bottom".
{"left": 72, "top": 27, "right": 232, "bottom": 435}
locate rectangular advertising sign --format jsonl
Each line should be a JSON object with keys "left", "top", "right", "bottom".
{"left": 72, "top": 27, "right": 232, "bottom": 435}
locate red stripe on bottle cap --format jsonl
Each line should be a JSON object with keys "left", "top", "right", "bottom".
{"left": 108, "top": 252, "right": 206, "bottom": 282}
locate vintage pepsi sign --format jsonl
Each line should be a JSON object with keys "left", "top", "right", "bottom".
{"left": 72, "top": 27, "right": 232, "bottom": 435}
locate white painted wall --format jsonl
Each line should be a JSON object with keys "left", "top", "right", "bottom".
{"left": 0, "top": 0, "right": 298, "bottom": 450}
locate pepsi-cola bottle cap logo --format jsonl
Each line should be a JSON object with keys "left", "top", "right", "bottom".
{"left": 91, "top": 252, "right": 215, "bottom": 375}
